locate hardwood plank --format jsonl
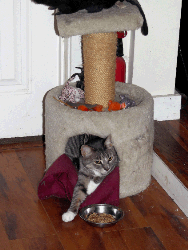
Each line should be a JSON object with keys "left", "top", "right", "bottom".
{"left": 120, "top": 227, "right": 166, "bottom": 250}
{"left": 103, "top": 197, "right": 148, "bottom": 233}
{"left": 149, "top": 177, "right": 188, "bottom": 217}
{"left": 41, "top": 197, "right": 82, "bottom": 250}
{"left": 103, "top": 227, "right": 165, "bottom": 250}
{"left": 180, "top": 108, "right": 188, "bottom": 131}
{"left": 154, "top": 120, "right": 188, "bottom": 188}
{"left": 16, "top": 147, "right": 46, "bottom": 193}
{"left": 41, "top": 195, "right": 148, "bottom": 250}
{"left": 163, "top": 120, "right": 188, "bottom": 152}
{"left": 9, "top": 240, "right": 25, "bottom": 250}
{"left": 102, "top": 231, "right": 129, "bottom": 250}
{"left": 130, "top": 178, "right": 188, "bottom": 250}
{"left": 0, "top": 219, "right": 12, "bottom": 250}
{"left": 40, "top": 195, "right": 148, "bottom": 249}
{"left": 119, "top": 197, "right": 148, "bottom": 228}
{"left": 0, "top": 150, "right": 55, "bottom": 240}
{"left": 41, "top": 197, "right": 108, "bottom": 250}
{"left": 9, "top": 235, "right": 64, "bottom": 250}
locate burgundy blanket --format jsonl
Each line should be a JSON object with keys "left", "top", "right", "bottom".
{"left": 38, "top": 154, "right": 119, "bottom": 209}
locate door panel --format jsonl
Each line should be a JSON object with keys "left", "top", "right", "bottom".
{"left": 0, "top": 1, "right": 60, "bottom": 138}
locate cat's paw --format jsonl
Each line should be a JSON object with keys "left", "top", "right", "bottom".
{"left": 62, "top": 211, "right": 76, "bottom": 222}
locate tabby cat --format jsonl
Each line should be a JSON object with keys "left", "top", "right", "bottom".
{"left": 32, "top": 0, "right": 148, "bottom": 35}
{"left": 62, "top": 134, "right": 119, "bottom": 222}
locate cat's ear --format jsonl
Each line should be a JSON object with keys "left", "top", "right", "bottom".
{"left": 104, "top": 135, "right": 113, "bottom": 149}
{"left": 81, "top": 145, "right": 93, "bottom": 157}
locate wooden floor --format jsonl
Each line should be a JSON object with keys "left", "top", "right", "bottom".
{"left": 154, "top": 98, "right": 188, "bottom": 189}
{"left": 1, "top": 103, "right": 188, "bottom": 249}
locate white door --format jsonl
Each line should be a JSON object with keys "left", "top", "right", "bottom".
{"left": 0, "top": 0, "right": 62, "bottom": 138}
{"left": 0, "top": 0, "right": 85, "bottom": 139}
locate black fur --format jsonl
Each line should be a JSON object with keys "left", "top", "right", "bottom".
{"left": 126, "top": 0, "right": 148, "bottom": 35}
{"left": 32, "top": 0, "right": 148, "bottom": 35}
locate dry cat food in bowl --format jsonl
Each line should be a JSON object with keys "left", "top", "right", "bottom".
{"left": 87, "top": 212, "right": 115, "bottom": 223}
{"left": 79, "top": 204, "right": 124, "bottom": 227}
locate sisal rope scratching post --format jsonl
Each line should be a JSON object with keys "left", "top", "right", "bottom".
{"left": 82, "top": 32, "right": 117, "bottom": 108}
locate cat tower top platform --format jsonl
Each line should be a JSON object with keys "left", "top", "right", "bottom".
{"left": 56, "top": 1, "right": 144, "bottom": 38}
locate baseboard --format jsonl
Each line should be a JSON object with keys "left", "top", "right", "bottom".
{"left": 152, "top": 152, "right": 188, "bottom": 217}
{"left": 0, "top": 135, "right": 44, "bottom": 145}
{"left": 153, "top": 93, "right": 181, "bottom": 121}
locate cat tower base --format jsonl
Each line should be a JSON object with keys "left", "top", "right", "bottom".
{"left": 44, "top": 82, "right": 154, "bottom": 198}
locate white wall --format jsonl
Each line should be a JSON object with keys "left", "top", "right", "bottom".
{"left": 133, "top": 0, "right": 182, "bottom": 96}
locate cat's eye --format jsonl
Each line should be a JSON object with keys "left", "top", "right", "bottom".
{"left": 108, "top": 156, "right": 113, "bottom": 162}
{"left": 95, "top": 160, "right": 102, "bottom": 165}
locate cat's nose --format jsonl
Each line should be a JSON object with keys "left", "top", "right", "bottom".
{"left": 103, "top": 165, "right": 110, "bottom": 171}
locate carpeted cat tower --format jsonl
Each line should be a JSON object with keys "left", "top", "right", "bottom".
{"left": 45, "top": 1, "right": 154, "bottom": 198}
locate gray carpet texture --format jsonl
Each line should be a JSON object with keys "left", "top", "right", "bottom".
{"left": 56, "top": 1, "right": 143, "bottom": 37}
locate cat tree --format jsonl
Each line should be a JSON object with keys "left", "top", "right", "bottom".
{"left": 45, "top": 1, "right": 154, "bottom": 198}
